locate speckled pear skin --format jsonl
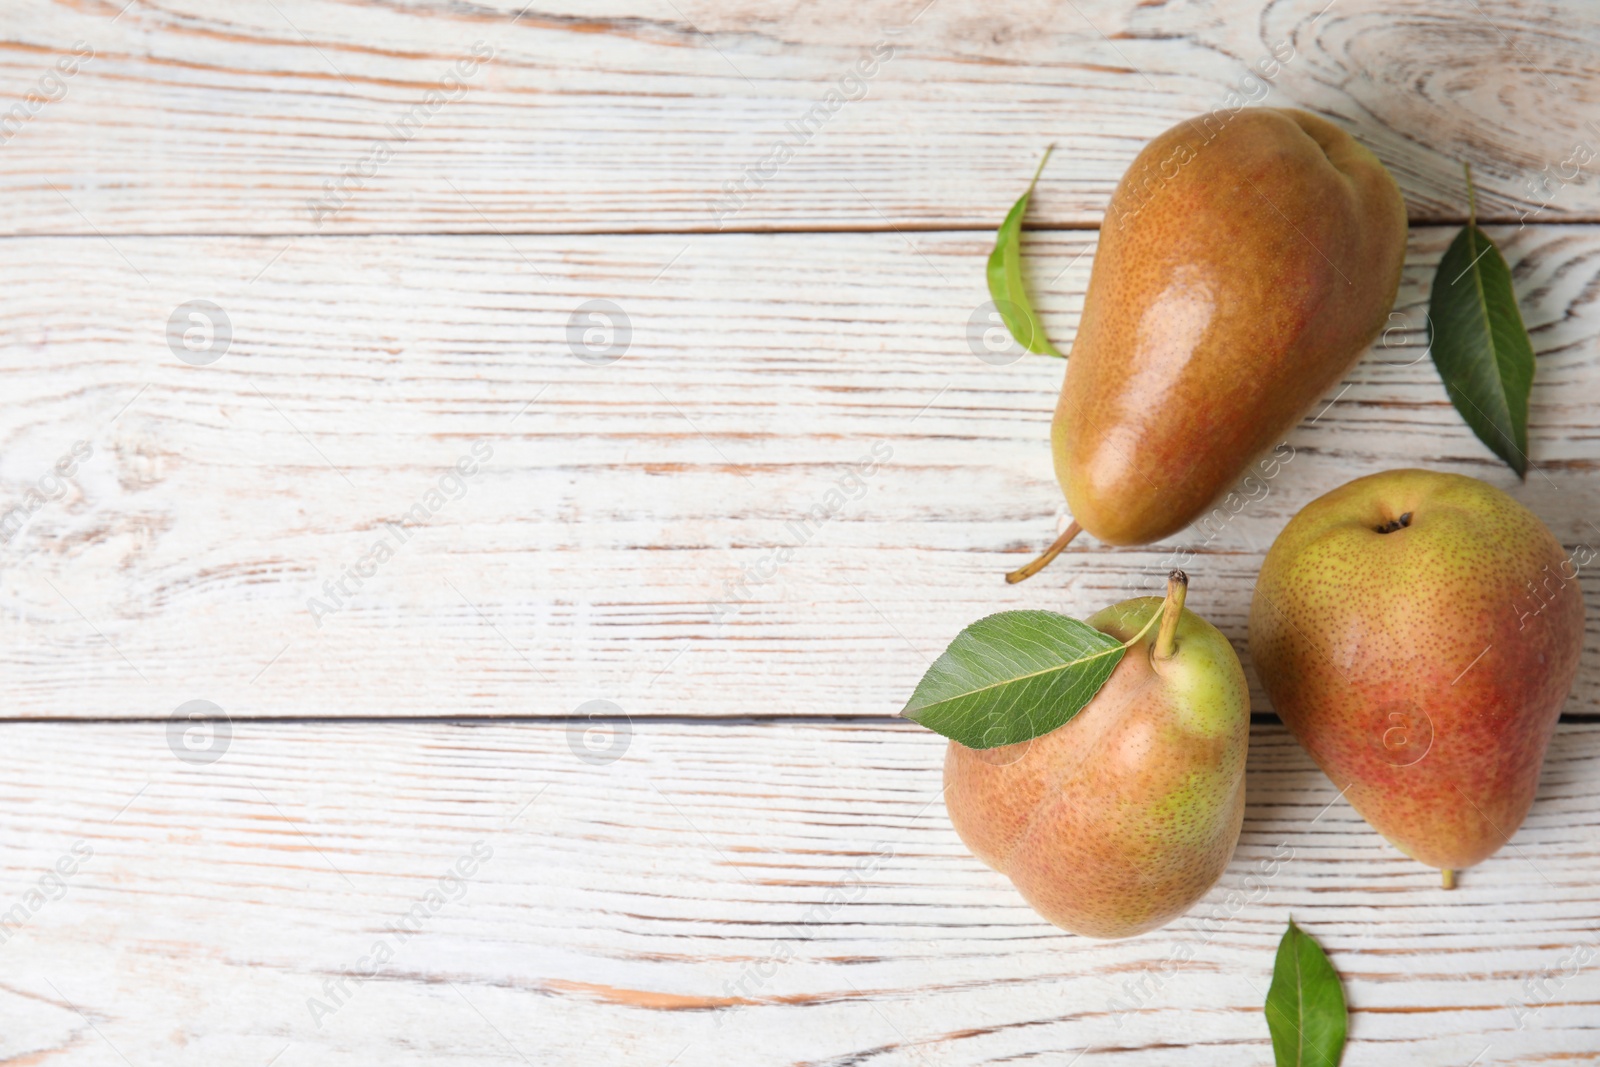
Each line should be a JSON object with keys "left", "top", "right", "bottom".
{"left": 1249, "top": 470, "right": 1584, "bottom": 872}
{"left": 1054, "top": 108, "right": 1407, "bottom": 546}
{"left": 944, "top": 597, "right": 1249, "bottom": 939}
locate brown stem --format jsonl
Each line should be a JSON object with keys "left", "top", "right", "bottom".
{"left": 1005, "top": 521, "right": 1081, "bottom": 584}
{"left": 1153, "top": 570, "right": 1188, "bottom": 660}
{"left": 1441, "top": 868, "right": 1456, "bottom": 890}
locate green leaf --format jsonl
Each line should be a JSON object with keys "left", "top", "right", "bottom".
{"left": 900, "top": 610, "right": 1125, "bottom": 748}
{"left": 1427, "top": 164, "right": 1535, "bottom": 478}
{"left": 986, "top": 146, "right": 1064, "bottom": 358}
{"left": 1266, "top": 919, "right": 1348, "bottom": 1067}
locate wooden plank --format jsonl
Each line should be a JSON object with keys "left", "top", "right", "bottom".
{"left": 1, "top": 224, "right": 1596, "bottom": 719}
{"left": 0, "top": 720, "right": 1595, "bottom": 1064}
{"left": 3, "top": 0, "right": 1599, "bottom": 234}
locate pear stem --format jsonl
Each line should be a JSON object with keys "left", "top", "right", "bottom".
{"left": 1005, "top": 520, "right": 1081, "bottom": 584}
{"left": 1153, "top": 570, "right": 1188, "bottom": 660}
{"left": 1463, "top": 161, "right": 1476, "bottom": 228}
{"left": 1441, "top": 868, "right": 1456, "bottom": 890}
{"left": 1028, "top": 144, "right": 1056, "bottom": 192}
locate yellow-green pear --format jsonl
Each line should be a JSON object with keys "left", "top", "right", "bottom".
{"left": 945, "top": 575, "right": 1250, "bottom": 938}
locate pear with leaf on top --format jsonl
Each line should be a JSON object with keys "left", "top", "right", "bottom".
{"left": 904, "top": 573, "right": 1250, "bottom": 938}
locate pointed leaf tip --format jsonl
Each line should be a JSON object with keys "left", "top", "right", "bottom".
{"left": 901, "top": 610, "right": 1125, "bottom": 749}
{"left": 986, "top": 149, "right": 1065, "bottom": 359}
{"left": 1266, "top": 919, "right": 1348, "bottom": 1067}
{"left": 1427, "top": 166, "right": 1535, "bottom": 478}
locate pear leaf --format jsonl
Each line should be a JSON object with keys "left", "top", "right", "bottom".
{"left": 1266, "top": 919, "right": 1348, "bottom": 1067}
{"left": 901, "top": 610, "right": 1124, "bottom": 748}
{"left": 986, "top": 146, "right": 1064, "bottom": 358}
{"left": 1427, "top": 163, "right": 1535, "bottom": 478}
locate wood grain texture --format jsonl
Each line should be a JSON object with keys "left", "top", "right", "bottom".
{"left": 3, "top": 0, "right": 1600, "bottom": 234}
{"left": 0, "top": 720, "right": 1595, "bottom": 1065}
{"left": 0, "top": 225, "right": 1595, "bottom": 719}
{"left": 6, "top": 3, "right": 1599, "bottom": 1065}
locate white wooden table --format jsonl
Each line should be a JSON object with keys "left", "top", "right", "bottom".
{"left": 1, "top": 1, "right": 1597, "bottom": 1063}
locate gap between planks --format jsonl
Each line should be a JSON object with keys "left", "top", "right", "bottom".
{"left": 2, "top": 713, "right": 1596, "bottom": 724}
{"left": 6, "top": 217, "right": 1600, "bottom": 240}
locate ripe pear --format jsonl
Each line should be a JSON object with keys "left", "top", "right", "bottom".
{"left": 1011, "top": 108, "right": 1407, "bottom": 582}
{"left": 1249, "top": 470, "right": 1584, "bottom": 883}
{"left": 945, "top": 575, "right": 1250, "bottom": 938}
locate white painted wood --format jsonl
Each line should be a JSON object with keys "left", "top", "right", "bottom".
{"left": 6, "top": 4, "right": 1600, "bottom": 1063}
{"left": 0, "top": 226, "right": 1594, "bottom": 719}
{"left": 0, "top": 721, "right": 1594, "bottom": 1065}
{"left": 2, "top": 0, "right": 1598, "bottom": 234}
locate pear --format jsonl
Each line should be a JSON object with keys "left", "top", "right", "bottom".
{"left": 1249, "top": 470, "right": 1585, "bottom": 884}
{"left": 1010, "top": 108, "right": 1407, "bottom": 582}
{"left": 945, "top": 574, "right": 1250, "bottom": 938}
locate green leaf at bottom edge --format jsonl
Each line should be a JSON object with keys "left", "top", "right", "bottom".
{"left": 1266, "top": 918, "right": 1348, "bottom": 1067}
{"left": 900, "top": 609, "right": 1124, "bottom": 749}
